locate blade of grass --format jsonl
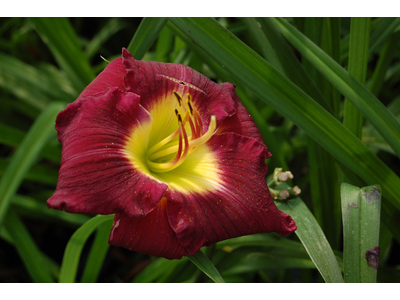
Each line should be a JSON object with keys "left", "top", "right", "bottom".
{"left": 343, "top": 17, "right": 371, "bottom": 139}
{"left": 85, "top": 18, "right": 126, "bottom": 60}
{"left": 29, "top": 17, "right": 95, "bottom": 92}
{"left": 301, "top": 19, "right": 343, "bottom": 240}
{"left": 222, "top": 253, "right": 315, "bottom": 276}
{"left": 0, "top": 123, "right": 61, "bottom": 163}
{"left": 254, "top": 17, "right": 330, "bottom": 112}
{"left": 11, "top": 194, "right": 90, "bottom": 227}
{"left": 155, "top": 25, "right": 175, "bottom": 62}
{"left": 360, "top": 185, "right": 381, "bottom": 283}
{"left": 341, "top": 183, "right": 362, "bottom": 282}
{"left": 243, "top": 18, "right": 285, "bottom": 74}
{"left": 308, "top": 142, "right": 342, "bottom": 249}
{"left": 0, "top": 55, "right": 48, "bottom": 110}
{"left": 275, "top": 197, "right": 344, "bottom": 283}
{"left": 0, "top": 53, "right": 75, "bottom": 103}
{"left": 305, "top": 18, "right": 342, "bottom": 249}
{"left": 340, "top": 18, "right": 394, "bottom": 64}
{"left": 244, "top": 18, "right": 341, "bottom": 246}
{"left": 169, "top": 17, "right": 400, "bottom": 212}
{"left": 59, "top": 214, "right": 114, "bottom": 283}
{"left": 302, "top": 17, "right": 323, "bottom": 82}
{"left": 1, "top": 223, "right": 61, "bottom": 281}
{"left": 0, "top": 103, "right": 64, "bottom": 227}
{"left": 369, "top": 17, "right": 400, "bottom": 55}
{"left": 188, "top": 250, "right": 225, "bottom": 283}
{"left": 80, "top": 220, "right": 112, "bottom": 283}
{"left": 127, "top": 17, "right": 168, "bottom": 60}
{"left": 0, "top": 158, "right": 58, "bottom": 186}
{"left": 368, "top": 32, "right": 399, "bottom": 97}
{"left": 133, "top": 257, "right": 188, "bottom": 283}
{"left": 341, "top": 183, "right": 382, "bottom": 283}
{"left": 4, "top": 209, "right": 54, "bottom": 282}
{"left": 216, "top": 233, "right": 306, "bottom": 252}
{"left": 319, "top": 17, "right": 341, "bottom": 118}
{"left": 272, "top": 17, "right": 400, "bottom": 159}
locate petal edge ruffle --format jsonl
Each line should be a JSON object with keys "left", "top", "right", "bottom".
{"left": 166, "top": 132, "right": 296, "bottom": 254}
{"left": 47, "top": 87, "right": 168, "bottom": 218}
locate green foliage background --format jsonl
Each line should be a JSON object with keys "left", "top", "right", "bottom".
{"left": 0, "top": 17, "right": 399, "bottom": 283}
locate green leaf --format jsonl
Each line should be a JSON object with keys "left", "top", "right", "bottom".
{"left": 59, "top": 214, "right": 114, "bottom": 283}
{"left": 133, "top": 257, "right": 188, "bottom": 283}
{"left": 243, "top": 18, "right": 285, "bottom": 74}
{"left": 0, "top": 53, "right": 48, "bottom": 110}
{"left": 275, "top": 197, "right": 344, "bottom": 283}
{"left": 272, "top": 17, "right": 400, "bottom": 159}
{"left": 341, "top": 183, "right": 362, "bottom": 282}
{"left": 360, "top": 185, "right": 381, "bottom": 283}
{"left": 319, "top": 17, "right": 341, "bottom": 118}
{"left": 0, "top": 123, "right": 61, "bottom": 163}
{"left": 0, "top": 103, "right": 64, "bottom": 227}
{"left": 216, "top": 233, "right": 304, "bottom": 252}
{"left": 29, "top": 17, "right": 95, "bottom": 92}
{"left": 343, "top": 17, "right": 371, "bottom": 139}
{"left": 127, "top": 17, "right": 168, "bottom": 60}
{"left": 369, "top": 17, "right": 400, "bottom": 55}
{"left": 4, "top": 209, "right": 54, "bottom": 282}
{"left": 307, "top": 141, "right": 341, "bottom": 249}
{"left": 85, "top": 18, "right": 126, "bottom": 59}
{"left": 222, "top": 252, "right": 315, "bottom": 276}
{"left": 244, "top": 19, "right": 341, "bottom": 246}
{"left": 253, "top": 17, "right": 330, "bottom": 112}
{"left": 188, "top": 250, "right": 225, "bottom": 283}
{"left": 155, "top": 26, "right": 175, "bottom": 62}
{"left": 11, "top": 195, "right": 89, "bottom": 227}
{"left": 0, "top": 52, "right": 76, "bottom": 104}
{"left": 80, "top": 220, "right": 112, "bottom": 283}
{"left": 168, "top": 17, "right": 400, "bottom": 215}
{"left": 368, "top": 32, "right": 399, "bottom": 97}
{"left": 0, "top": 158, "right": 58, "bottom": 186}
{"left": 341, "top": 183, "right": 382, "bottom": 283}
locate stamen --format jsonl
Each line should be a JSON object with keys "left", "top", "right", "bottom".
{"left": 173, "top": 91, "right": 182, "bottom": 106}
{"left": 146, "top": 91, "right": 217, "bottom": 173}
{"left": 187, "top": 94, "right": 194, "bottom": 116}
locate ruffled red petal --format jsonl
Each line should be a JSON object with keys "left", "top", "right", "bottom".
{"left": 216, "top": 91, "right": 267, "bottom": 149}
{"left": 47, "top": 87, "right": 168, "bottom": 218}
{"left": 78, "top": 57, "right": 127, "bottom": 100}
{"left": 109, "top": 198, "right": 189, "bottom": 260}
{"left": 122, "top": 48, "right": 236, "bottom": 133}
{"left": 166, "top": 132, "right": 296, "bottom": 254}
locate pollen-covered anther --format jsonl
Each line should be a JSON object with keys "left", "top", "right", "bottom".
{"left": 146, "top": 91, "right": 217, "bottom": 173}
{"left": 173, "top": 90, "right": 182, "bottom": 106}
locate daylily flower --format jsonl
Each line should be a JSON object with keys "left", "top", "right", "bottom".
{"left": 47, "top": 48, "right": 296, "bottom": 259}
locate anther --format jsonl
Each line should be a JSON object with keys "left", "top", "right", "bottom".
{"left": 187, "top": 101, "right": 194, "bottom": 116}
{"left": 173, "top": 91, "right": 182, "bottom": 106}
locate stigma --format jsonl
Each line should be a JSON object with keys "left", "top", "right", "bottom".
{"left": 146, "top": 91, "right": 216, "bottom": 173}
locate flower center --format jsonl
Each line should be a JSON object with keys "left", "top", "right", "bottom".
{"left": 146, "top": 91, "right": 216, "bottom": 173}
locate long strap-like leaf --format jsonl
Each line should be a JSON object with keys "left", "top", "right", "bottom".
{"left": 0, "top": 103, "right": 64, "bottom": 226}
{"left": 272, "top": 17, "right": 400, "bottom": 159}
{"left": 169, "top": 18, "right": 400, "bottom": 212}
{"left": 127, "top": 17, "right": 168, "bottom": 60}
{"left": 59, "top": 215, "right": 114, "bottom": 283}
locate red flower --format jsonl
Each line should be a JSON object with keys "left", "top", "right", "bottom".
{"left": 47, "top": 49, "right": 296, "bottom": 259}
